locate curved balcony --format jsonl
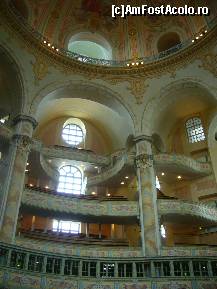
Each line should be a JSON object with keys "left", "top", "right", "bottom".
{"left": 154, "top": 153, "right": 211, "bottom": 176}
{"left": 0, "top": 242, "right": 216, "bottom": 288}
{"left": 1, "top": 1, "right": 216, "bottom": 73}
{"left": 41, "top": 145, "right": 110, "bottom": 166}
{"left": 158, "top": 199, "right": 217, "bottom": 224}
{"left": 21, "top": 186, "right": 138, "bottom": 223}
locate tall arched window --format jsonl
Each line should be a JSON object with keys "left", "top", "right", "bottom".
{"left": 62, "top": 123, "right": 84, "bottom": 146}
{"left": 186, "top": 117, "right": 205, "bottom": 143}
{"left": 58, "top": 165, "right": 82, "bottom": 194}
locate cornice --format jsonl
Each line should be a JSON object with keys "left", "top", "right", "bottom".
{"left": 0, "top": 2, "right": 217, "bottom": 81}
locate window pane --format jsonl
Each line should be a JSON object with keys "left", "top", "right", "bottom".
{"left": 186, "top": 117, "right": 205, "bottom": 143}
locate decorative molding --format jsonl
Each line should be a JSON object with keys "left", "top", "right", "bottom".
{"left": 11, "top": 134, "right": 32, "bottom": 152}
{"left": 13, "top": 114, "right": 38, "bottom": 129}
{"left": 31, "top": 55, "right": 50, "bottom": 84}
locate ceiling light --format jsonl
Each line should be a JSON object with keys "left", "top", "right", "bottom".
{"left": 26, "top": 162, "right": 29, "bottom": 166}
{"left": 177, "top": 176, "right": 182, "bottom": 179}
{"left": 200, "top": 34, "right": 203, "bottom": 37}
{"left": 125, "top": 176, "right": 129, "bottom": 179}
{"left": 45, "top": 186, "right": 49, "bottom": 189}
{"left": 136, "top": 62, "right": 139, "bottom": 65}
{"left": 56, "top": 48, "right": 59, "bottom": 52}
{"left": 0, "top": 119, "right": 5, "bottom": 123}
{"left": 132, "top": 62, "right": 135, "bottom": 66}
{"left": 192, "top": 39, "right": 195, "bottom": 43}
{"left": 141, "top": 61, "right": 144, "bottom": 65}
{"left": 161, "top": 172, "right": 165, "bottom": 176}
{"left": 107, "top": 193, "right": 111, "bottom": 197}
{"left": 43, "top": 40, "right": 46, "bottom": 44}
{"left": 91, "top": 192, "right": 96, "bottom": 195}
{"left": 121, "top": 181, "right": 125, "bottom": 185}
{"left": 29, "top": 184, "right": 33, "bottom": 187}
{"left": 127, "top": 63, "right": 130, "bottom": 66}
{"left": 204, "top": 30, "right": 207, "bottom": 33}
{"left": 196, "top": 37, "right": 199, "bottom": 40}
{"left": 48, "top": 159, "right": 52, "bottom": 163}
{"left": 94, "top": 166, "right": 98, "bottom": 169}
{"left": 25, "top": 169, "right": 29, "bottom": 172}
{"left": 48, "top": 43, "right": 51, "bottom": 47}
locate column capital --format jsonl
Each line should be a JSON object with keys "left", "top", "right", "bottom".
{"left": 135, "top": 153, "right": 153, "bottom": 169}
{"left": 13, "top": 114, "right": 38, "bottom": 129}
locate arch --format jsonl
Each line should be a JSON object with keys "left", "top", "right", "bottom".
{"left": 67, "top": 32, "right": 112, "bottom": 60}
{"left": 157, "top": 32, "right": 181, "bottom": 53}
{"left": 30, "top": 80, "right": 136, "bottom": 149}
{"left": 141, "top": 79, "right": 217, "bottom": 137}
{"left": 208, "top": 113, "right": 217, "bottom": 182}
{"left": 58, "top": 165, "right": 83, "bottom": 195}
{"left": 0, "top": 44, "right": 26, "bottom": 119}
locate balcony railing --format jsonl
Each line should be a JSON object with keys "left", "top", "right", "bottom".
{"left": 5, "top": 1, "right": 217, "bottom": 68}
{"left": 0, "top": 242, "right": 217, "bottom": 280}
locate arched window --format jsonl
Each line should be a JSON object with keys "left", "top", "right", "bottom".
{"left": 58, "top": 165, "right": 82, "bottom": 194}
{"left": 68, "top": 32, "right": 112, "bottom": 60}
{"left": 62, "top": 123, "right": 84, "bottom": 146}
{"left": 186, "top": 117, "right": 205, "bottom": 143}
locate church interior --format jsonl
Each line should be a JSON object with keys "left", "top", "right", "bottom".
{"left": 0, "top": 0, "right": 217, "bottom": 288}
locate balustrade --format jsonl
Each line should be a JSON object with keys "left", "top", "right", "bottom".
{"left": 0, "top": 243, "right": 216, "bottom": 279}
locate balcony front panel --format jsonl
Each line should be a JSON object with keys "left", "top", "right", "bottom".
{"left": 158, "top": 199, "right": 217, "bottom": 223}
{"left": 22, "top": 188, "right": 138, "bottom": 218}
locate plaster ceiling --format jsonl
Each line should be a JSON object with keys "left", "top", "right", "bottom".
{"left": 35, "top": 98, "right": 133, "bottom": 149}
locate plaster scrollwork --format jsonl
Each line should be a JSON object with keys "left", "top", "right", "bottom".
{"left": 127, "top": 78, "right": 149, "bottom": 105}
{"left": 199, "top": 52, "right": 217, "bottom": 78}
{"left": 135, "top": 154, "right": 153, "bottom": 169}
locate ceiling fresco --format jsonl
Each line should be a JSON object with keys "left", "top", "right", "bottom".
{"left": 10, "top": 0, "right": 217, "bottom": 60}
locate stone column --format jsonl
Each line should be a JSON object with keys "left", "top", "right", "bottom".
{"left": 135, "top": 135, "right": 160, "bottom": 256}
{"left": 0, "top": 115, "right": 37, "bottom": 243}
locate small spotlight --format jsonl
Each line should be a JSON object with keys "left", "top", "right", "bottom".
{"left": 200, "top": 34, "right": 203, "bottom": 37}
{"left": 26, "top": 162, "right": 29, "bottom": 166}
{"left": 204, "top": 30, "right": 207, "bottom": 33}
{"left": 91, "top": 192, "right": 96, "bottom": 195}
{"left": 161, "top": 172, "right": 165, "bottom": 176}
{"left": 177, "top": 176, "right": 182, "bottom": 179}
{"left": 29, "top": 184, "right": 33, "bottom": 187}
{"left": 141, "top": 61, "right": 144, "bottom": 65}
{"left": 121, "top": 181, "right": 125, "bottom": 185}
{"left": 125, "top": 176, "right": 129, "bottom": 179}
{"left": 127, "top": 63, "right": 130, "bottom": 67}
{"left": 52, "top": 46, "right": 55, "bottom": 49}
{"left": 136, "top": 62, "right": 139, "bottom": 66}
{"left": 94, "top": 166, "right": 98, "bottom": 169}
{"left": 107, "top": 193, "right": 111, "bottom": 197}
{"left": 48, "top": 43, "right": 51, "bottom": 47}
{"left": 132, "top": 62, "right": 135, "bottom": 66}
{"left": 196, "top": 37, "right": 199, "bottom": 40}
{"left": 43, "top": 40, "right": 46, "bottom": 44}
{"left": 192, "top": 39, "right": 195, "bottom": 43}
{"left": 56, "top": 48, "right": 59, "bottom": 52}
{"left": 25, "top": 169, "right": 29, "bottom": 173}
{"left": 45, "top": 186, "right": 49, "bottom": 189}
{"left": 48, "top": 160, "right": 52, "bottom": 163}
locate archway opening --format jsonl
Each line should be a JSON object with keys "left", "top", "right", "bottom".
{"left": 157, "top": 32, "right": 181, "bottom": 53}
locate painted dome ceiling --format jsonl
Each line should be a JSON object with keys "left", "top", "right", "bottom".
{"left": 11, "top": 0, "right": 217, "bottom": 60}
